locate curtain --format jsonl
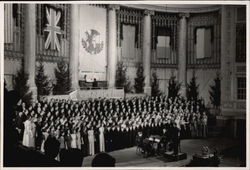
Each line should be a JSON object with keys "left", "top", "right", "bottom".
{"left": 121, "top": 24, "right": 136, "bottom": 59}
{"left": 4, "top": 4, "right": 13, "bottom": 43}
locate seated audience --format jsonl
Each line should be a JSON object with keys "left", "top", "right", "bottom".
{"left": 91, "top": 152, "right": 116, "bottom": 167}
{"left": 60, "top": 148, "right": 84, "bottom": 167}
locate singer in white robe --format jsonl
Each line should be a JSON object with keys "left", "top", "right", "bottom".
{"left": 22, "top": 119, "right": 36, "bottom": 148}
{"left": 88, "top": 129, "right": 95, "bottom": 155}
{"left": 99, "top": 126, "right": 105, "bottom": 152}
{"left": 76, "top": 130, "right": 82, "bottom": 150}
{"left": 71, "top": 133, "right": 77, "bottom": 148}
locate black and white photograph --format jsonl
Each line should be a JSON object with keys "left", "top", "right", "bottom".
{"left": 1, "top": 1, "right": 249, "bottom": 168}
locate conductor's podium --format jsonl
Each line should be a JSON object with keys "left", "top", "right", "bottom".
{"left": 164, "top": 152, "right": 187, "bottom": 161}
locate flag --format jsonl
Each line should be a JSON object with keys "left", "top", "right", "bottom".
{"left": 4, "top": 4, "right": 13, "bottom": 43}
{"left": 44, "top": 6, "right": 62, "bottom": 51}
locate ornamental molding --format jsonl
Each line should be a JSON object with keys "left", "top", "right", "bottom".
{"left": 108, "top": 4, "right": 120, "bottom": 11}
{"left": 221, "top": 101, "right": 234, "bottom": 109}
{"left": 179, "top": 13, "right": 190, "bottom": 18}
{"left": 122, "top": 4, "right": 221, "bottom": 14}
{"left": 4, "top": 52, "right": 24, "bottom": 60}
{"left": 236, "top": 101, "right": 246, "bottom": 110}
{"left": 37, "top": 55, "right": 69, "bottom": 63}
{"left": 144, "top": 9, "right": 155, "bottom": 16}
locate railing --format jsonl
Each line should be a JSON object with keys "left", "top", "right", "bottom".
{"left": 41, "top": 89, "right": 76, "bottom": 101}
{"left": 42, "top": 94, "right": 70, "bottom": 101}
{"left": 79, "top": 81, "right": 108, "bottom": 90}
{"left": 78, "top": 88, "right": 124, "bottom": 99}
{"left": 42, "top": 88, "right": 125, "bottom": 101}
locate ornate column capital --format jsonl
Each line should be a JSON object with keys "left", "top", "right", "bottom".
{"left": 144, "top": 9, "right": 155, "bottom": 16}
{"left": 179, "top": 12, "right": 190, "bottom": 18}
{"left": 108, "top": 4, "right": 120, "bottom": 11}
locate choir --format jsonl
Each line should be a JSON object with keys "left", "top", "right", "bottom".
{"left": 14, "top": 95, "right": 208, "bottom": 157}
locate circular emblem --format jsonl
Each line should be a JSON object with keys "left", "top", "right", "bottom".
{"left": 82, "top": 29, "right": 104, "bottom": 55}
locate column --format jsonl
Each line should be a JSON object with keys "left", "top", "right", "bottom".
{"left": 24, "top": 4, "right": 37, "bottom": 100}
{"left": 220, "top": 6, "right": 235, "bottom": 116}
{"left": 143, "top": 10, "right": 154, "bottom": 95}
{"left": 69, "top": 4, "right": 79, "bottom": 91}
{"left": 178, "top": 13, "right": 189, "bottom": 97}
{"left": 107, "top": 5, "right": 119, "bottom": 88}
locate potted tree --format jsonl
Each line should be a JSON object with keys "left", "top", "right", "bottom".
{"left": 209, "top": 73, "right": 221, "bottom": 115}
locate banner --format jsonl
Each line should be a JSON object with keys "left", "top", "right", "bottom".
{"left": 79, "top": 5, "right": 107, "bottom": 81}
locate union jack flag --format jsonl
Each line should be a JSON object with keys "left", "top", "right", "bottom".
{"left": 44, "top": 6, "right": 62, "bottom": 51}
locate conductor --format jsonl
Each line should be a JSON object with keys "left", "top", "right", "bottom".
{"left": 172, "top": 123, "right": 180, "bottom": 156}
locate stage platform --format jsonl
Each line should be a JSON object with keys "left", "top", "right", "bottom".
{"left": 82, "top": 137, "right": 240, "bottom": 167}
{"left": 164, "top": 152, "right": 187, "bottom": 161}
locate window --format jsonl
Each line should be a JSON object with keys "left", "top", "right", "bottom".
{"left": 4, "top": 4, "right": 24, "bottom": 56}
{"left": 236, "top": 7, "right": 246, "bottom": 22}
{"left": 237, "top": 77, "right": 246, "bottom": 100}
{"left": 155, "top": 27, "right": 172, "bottom": 58}
{"left": 157, "top": 36, "right": 170, "bottom": 58}
{"left": 236, "top": 7, "right": 246, "bottom": 63}
{"left": 195, "top": 27, "right": 213, "bottom": 59}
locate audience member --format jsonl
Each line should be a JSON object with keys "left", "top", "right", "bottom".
{"left": 91, "top": 152, "right": 116, "bottom": 167}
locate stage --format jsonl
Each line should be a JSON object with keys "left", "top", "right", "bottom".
{"left": 82, "top": 137, "right": 241, "bottom": 167}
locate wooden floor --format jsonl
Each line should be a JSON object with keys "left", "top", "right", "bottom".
{"left": 82, "top": 137, "right": 240, "bottom": 167}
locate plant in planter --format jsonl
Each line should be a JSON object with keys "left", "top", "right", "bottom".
{"left": 151, "top": 72, "right": 161, "bottom": 97}
{"left": 115, "top": 61, "right": 132, "bottom": 93}
{"left": 134, "top": 63, "right": 145, "bottom": 93}
{"left": 35, "top": 61, "right": 53, "bottom": 96}
{"left": 187, "top": 74, "right": 199, "bottom": 102}
{"left": 53, "top": 60, "right": 71, "bottom": 95}
{"left": 167, "top": 75, "right": 181, "bottom": 100}
{"left": 209, "top": 73, "right": 221, "bottom": 115}
{"left": 13, "top": 59, "right": 33, "bottom": 105}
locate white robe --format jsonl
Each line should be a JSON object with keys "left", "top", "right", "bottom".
{"left": 99, "top": 127, "right": 105, "bottom": 152}
{"left": 41, "top": 132, "right": 49, "bottom": 152}
{"left": 22, "top": 120, "right": 36, "bottom": 148}
{"left": 71, "top": 134, "right": 77, "bottom": 148}
{"left": 76, "top": 132, "right": 82, "bottom": 149}
{"left": 88, "top": 130, "right": 95, "bottom": 155}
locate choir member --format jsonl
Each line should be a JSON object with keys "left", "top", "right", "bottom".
{"left": 22, "top": 116, "right": 36, "bottom": 148}
{"left": 88, "top": 127, "right": 95, "bottom": 156}
{"left": 71, "top": 128, "right": 77, "bottom": 149}
{"left": 201, "top": 112, "right": 208, "bottom": 138}
{"left": 65, "top": 129, "right": 72, "bottom": 150}
{"left": 99, "top": 125, "right": 105, "bottom": 152}
{"left": 76, "top": 127, "right": 82, "bottom": 150}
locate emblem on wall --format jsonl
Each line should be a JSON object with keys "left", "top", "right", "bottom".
{"left": 82, "top": 29, "right": 104, "bottom": 55}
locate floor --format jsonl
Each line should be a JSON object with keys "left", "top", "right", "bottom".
{"left": 82, "top": 137, "right": 241, "bottom": 167}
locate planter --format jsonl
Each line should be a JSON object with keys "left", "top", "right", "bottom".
{"left": 210, "top": 107, "right": 221, "bottom": 116}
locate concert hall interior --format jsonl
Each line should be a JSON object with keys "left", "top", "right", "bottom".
{"left": 2, "top": 2, "right": 247, "bottom": 168}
